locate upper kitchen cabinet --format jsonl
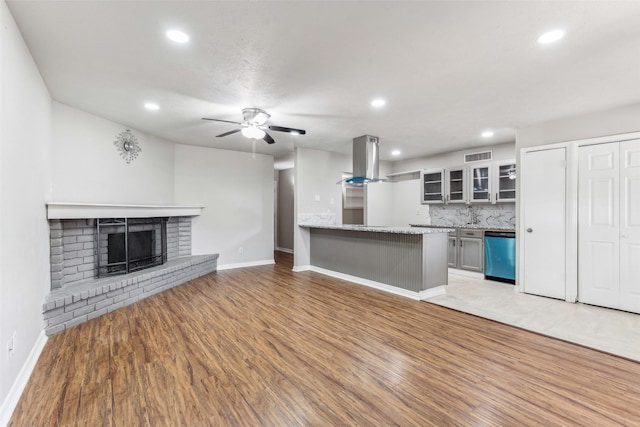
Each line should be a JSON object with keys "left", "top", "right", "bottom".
{"left": 494, "top": 160, "right": 517, "bottom": 203}
{"left": 421, "top": 160, "right": 515, "bottom": 205}
{"left": 469, "top": 162, "right": 492, "bottom": 203}
{"left": 421, "top": 168, "right": 445, "bottom": 204}
{"left": 445, "top": 167, "right": 467, "bottom": 204}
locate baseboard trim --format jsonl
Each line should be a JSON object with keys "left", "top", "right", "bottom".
{"left": 0, "top": 330, "right": 48, "bottom": 426}
{"left": 275, "top": 247, "right": 294, "bottom": 254}
{"left": 448, "top": 268, "right": 484, "bottom": 280}
{"left": 308, "top": 266, "right": 445, "bottom": 301}
{"left": 292, "top": 265, "right": 311, "bottom": 272}
{"left": 418, "top": 286, "right": 447, "bottom": 300}
{"left": 217, "top": 259, "right": 275, "bottom": 271}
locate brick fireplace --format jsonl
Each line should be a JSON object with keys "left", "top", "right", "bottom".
{"left": 48, "top": 216, "right": 192, "bottom": 289}
{"left": 43, "top": 203, "right": 218, "bottom": 335}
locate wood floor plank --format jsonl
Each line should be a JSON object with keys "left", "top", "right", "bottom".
{"left": 10, "top": 251, "right": 640, "bottom": 426}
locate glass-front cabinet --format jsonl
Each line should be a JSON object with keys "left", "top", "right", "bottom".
{"left": 421, "top": 168, "right": 445, "bottom": 203}
{"left": 421, "top": 160, "right": 515, "bottom": 205}
{"left": 445, "top": 167, "right": 466, "bottom": 203}
{"left": 469, "top": 163, "right": 492, "bottom": 203}
{"left": 494, "top": 160, "right": 517, "bottom": 202}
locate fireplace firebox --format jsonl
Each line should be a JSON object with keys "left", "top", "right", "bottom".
{"left": 97, "top": 218, "right": 167, "bottom": 277}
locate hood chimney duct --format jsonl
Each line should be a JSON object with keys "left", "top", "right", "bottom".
{"left": 339, "top": 135, "right": 387, "bottom": 185}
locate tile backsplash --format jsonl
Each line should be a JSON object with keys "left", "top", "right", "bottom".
{"left": 429, "top": 204, "right": 515, "bottom": 228}
{"left": 298, "top": 212, "right": 337, "bottom": 226}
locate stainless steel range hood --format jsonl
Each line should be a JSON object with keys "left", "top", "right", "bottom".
{"left": 338, "top": 135, "right": 387, "bottom": 185}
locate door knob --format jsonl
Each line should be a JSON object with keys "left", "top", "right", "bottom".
{"left": 526, "top": 228, "right": 533, "bottom": 233}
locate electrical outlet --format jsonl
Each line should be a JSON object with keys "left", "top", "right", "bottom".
{"left": 238, "top": 247, "right": 244, "bottom": 254}
{"left": 7, "top": 331, "right": 16, "bottom": 355}
{"left": 416, "top": 209, "right": 420, "bottom": 216}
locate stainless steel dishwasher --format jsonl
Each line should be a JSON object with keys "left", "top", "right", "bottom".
{"left": 484, "top": 231, "right": 516, "bottom": 284}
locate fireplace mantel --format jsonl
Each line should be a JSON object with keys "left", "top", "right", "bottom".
{"left": 46, "top": 202, "right": 204, "bottom": 219}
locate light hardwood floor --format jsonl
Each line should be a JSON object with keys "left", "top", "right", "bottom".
{"left": 10, "top": 252, "right": 640, "bottom": 426}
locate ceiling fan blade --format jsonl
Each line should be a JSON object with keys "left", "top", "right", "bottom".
{"left": 263, "top": 132, "right": 276, "bottom": 144}
{"left": 267, "top": 125, "right": 306, "bottom": 135}
{"left": 216, "top": 129, "right": 242, "bottom": 138}
{"left": 202, "top": 117, "right": 243, "bottom": 125}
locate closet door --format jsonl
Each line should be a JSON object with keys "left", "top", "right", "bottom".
{"left": 619, "top": 139, "right": 640, "bottom": 313}
{"left": 522, "top": 148, "right": 566, "bottom": 299}
{"left": 578, "top": 143, "right": 619, "bottom": 308}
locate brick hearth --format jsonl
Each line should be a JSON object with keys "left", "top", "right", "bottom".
{"left": 44, "top": 204, "right": 214, "bottom": 335}
{"left": 43, "top": 254, "right": 218, "bottom": 335}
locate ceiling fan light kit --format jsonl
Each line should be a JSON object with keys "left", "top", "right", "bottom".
{"left": 241, "top": 126, "right": 266, "bottom": 139}
{"left": 202, "top": 107, "right": 306, "bottom": 145}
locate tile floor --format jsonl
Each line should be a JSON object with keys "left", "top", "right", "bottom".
{"left": 427, "top": 273, "right": 640, "bottom": 362}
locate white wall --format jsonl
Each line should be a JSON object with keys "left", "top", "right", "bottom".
{"left": 516, "top": 103, "right": 640, "bottom": 149}
{"left": 0, "top": 1, "right": 52, "bottom": 421}
{"left": 391, "top": 179, "right": 430, "bottom": 226}
{"left": 391, "top": 142, "right": 515, "bottom": 173}
{"left": 51, "top": 101, "right": 175, "bottom": 204}
{"left": 295, "top": 148, "right": 350, "bottom": 219}
{"left": 380, "top": 142, "right": 516, "bottom": 226}
{"left": 293, "top": 147, "right": 351, "bottom": 267}
{"left": 174, "top": 145, "right": 274, "bottom": 267}
{"left": 366, "top": 143, "right": 516, "bottom": 226}
{"left": 364, "top": 161, "right": 394, "bottom": 226}
{"left": 514, "top": 104, "right": 640, "bottom": 295}
{"left": 367, "top": 178, "right": 429, "bottom": 227}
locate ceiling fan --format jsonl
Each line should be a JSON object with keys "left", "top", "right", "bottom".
{"left": 202, "top": 108, "right": 306, "bottom": 144}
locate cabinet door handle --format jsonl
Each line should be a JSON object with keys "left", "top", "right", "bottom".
{"left": 495, "top": 192, "right": 498, "bottom": 202}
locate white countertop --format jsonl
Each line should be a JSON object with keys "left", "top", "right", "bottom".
{"left": 299, "top": 224, "right": 455, "bottom": 234}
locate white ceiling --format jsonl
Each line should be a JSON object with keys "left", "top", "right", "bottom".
{"left": 7, "top": 1, "right": 640, "bottom": 165}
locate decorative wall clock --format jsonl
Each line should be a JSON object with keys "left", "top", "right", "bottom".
{"left": 113, "top": 129, "right": 142, "bottom": 163}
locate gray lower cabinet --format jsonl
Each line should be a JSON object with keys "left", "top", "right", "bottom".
{"left": 447, "top": 233, "right": 457, "bottom": 267}
{"left": 449, "top": 229, "right": 484, "bottom": 273}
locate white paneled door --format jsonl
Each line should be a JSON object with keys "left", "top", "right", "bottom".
{"left": 522, "top": 148, "right": 566, "bottom": 299}
{"left": 578, "top": 143, "right": 620, "bottom": 308}
{"left": 620, "top": 140, "right": 640, "bottom": 313}
{"left": 578, "top": 139, "right": 640, "bottom": 314}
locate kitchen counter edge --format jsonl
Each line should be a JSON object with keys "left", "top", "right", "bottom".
{"left": 299, "top": 224, "right": 455, "bottom": 234}
{"left": 410, "top": 224, "right": 516, "bottom": 232}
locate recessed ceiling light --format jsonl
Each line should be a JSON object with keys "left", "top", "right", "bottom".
{"left": 538, "top": 29, "right": 565, "bottom": 45}
{"left": 166, "top": 30, "right": 189, "bottom": 43}
{"left": 371, "top": 99, "right": 386, "bottom": 108}
{"left": 144, "top": 102, "right": 160, "bottom": 111}
{"left": 481, "top": 131, "right": 494, "bottom": 138}
{"left": 391, "top": 150, "right": 401, "bottom": 156}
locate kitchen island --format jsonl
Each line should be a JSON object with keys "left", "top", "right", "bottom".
{"left": 298, "top": 225, "right": 453, "bottom": 300}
